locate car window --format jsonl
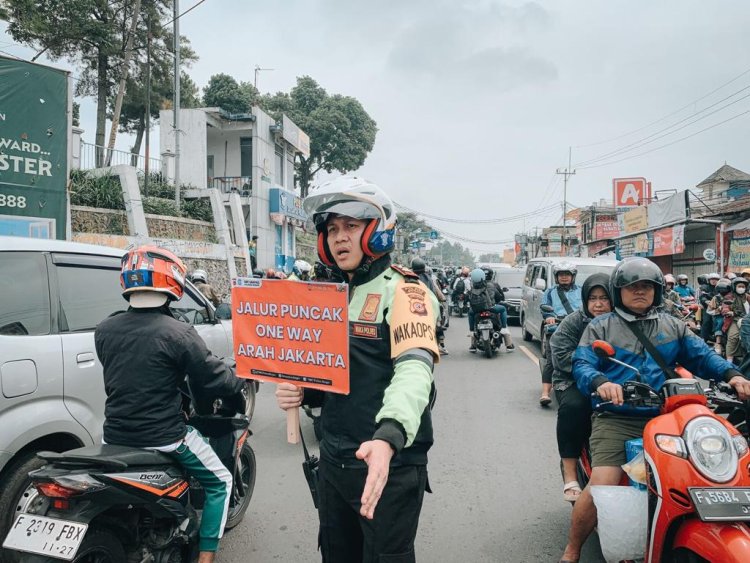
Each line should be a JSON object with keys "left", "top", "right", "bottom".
{"left": 537, "top": 265, "right": 548, "bottom": 286}
{"left": 524, "top": 264, "right": 534, "bottom": 286}
{"left": 56, "top": 265, "right": 125, "bottom": 332}
{"left": 495, "top": 270, "right": 524, "bottom": 288}
{"left": 170, "top": 287, "right": 210, "bottom": 325}
{"left": 0, "top": 252, "right": 51, "bottom": 336}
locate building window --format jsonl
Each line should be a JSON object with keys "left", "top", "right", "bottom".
{"left": 275, "top": 144, "right": 284, "bottom": 186}
{"left": 240, "top": 137, "right": 252, "bottom": 177}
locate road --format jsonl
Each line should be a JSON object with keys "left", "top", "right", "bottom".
{"left": 221, "top": 322, "right": 606, "bottom": 563}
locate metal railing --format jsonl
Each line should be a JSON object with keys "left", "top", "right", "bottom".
{"left": 209, "top": 176, "right": 252, "bottom": 195}
{"left": 79, "top": 142, "right": 161, "bottom": 174}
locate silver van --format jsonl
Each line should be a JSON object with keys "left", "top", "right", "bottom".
{"left": 520, "top": 257, "right": 618, "bottom": 345}
{"left": 0, "top": 236, "right": 244, "bottom": 557}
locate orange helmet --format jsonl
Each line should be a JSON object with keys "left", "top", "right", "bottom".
{"left": 120, "top": 245, "right": 186, "bottom": 301}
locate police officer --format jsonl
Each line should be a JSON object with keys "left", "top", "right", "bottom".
{"left": 276, "top": 177, "right": 440, "bottom": 563}
{"left": 95, "top": 246, "right": 244, "bottom": 563}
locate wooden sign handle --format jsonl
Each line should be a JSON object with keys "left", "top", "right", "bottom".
{"left": 287, "top": 408, "right": 300, "bottom": 444}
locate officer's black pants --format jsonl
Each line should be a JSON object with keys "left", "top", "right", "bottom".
{"left": 554, "top": 385, "right": 592, "bottom": 459}
{"left": 542, "top": 336, "right": 554, "bottom": 385}
{"left": 318, "top": 460, "right": 428, "bottom": 563}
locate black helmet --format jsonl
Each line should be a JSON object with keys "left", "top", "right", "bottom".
{"left": 610, "top": 257, "right": 664, "bottom": 311}
{"left": 411, "top": 257, "right": 426, "bottom": 274}
{"left": 697, "top": 274, "right": 707, "bottom": 286}
{"left": 481, "top": 266, "right": 494, "bottom": 281}
{"left": 716, "top": 278, "right": 732, "bottom": 295}
{"left": 731, "top": 277, "right": 748, "bottom": 292}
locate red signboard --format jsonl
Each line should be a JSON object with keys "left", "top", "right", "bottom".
{"left": 613, "top": 177, "right": 650, "bottom": 207}
{"left": 594, "top": 218, "right": 620, "bottom": 240}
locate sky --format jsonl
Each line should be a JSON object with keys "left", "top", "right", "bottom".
{"left": 3, "top": 0, "right": 750, "bottom": 255}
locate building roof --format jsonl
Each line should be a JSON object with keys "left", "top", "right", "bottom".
{"left": 697, "top": 164, "right": 750, "bottom": 187}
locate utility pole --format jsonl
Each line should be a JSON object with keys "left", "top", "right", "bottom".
{"left": 144, "top": 14, "right": 151, "bottom": 197}
{"left": 254, "top": 65, "right": 274, "bottom": 90}
{"left": 556, "top": 146, "right": 576, "bottom": 256}
{"left": 173, "top": 0, "right": 181, "bottom": 209}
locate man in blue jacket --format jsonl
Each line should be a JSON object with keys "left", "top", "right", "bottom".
{"left": 539, "top": 262, "right": 582, "bottom": 406}
{"left": 560, "top": 257, "right": 750, "bottom": 563}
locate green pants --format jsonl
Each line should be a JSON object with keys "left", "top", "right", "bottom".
{"left": 170, "top": 427, "right": 233, "bottom": 552}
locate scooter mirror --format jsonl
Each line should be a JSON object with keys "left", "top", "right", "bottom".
{"left": 540, "top": 304, "right": 555, "bottom": 314}
{"left": 592, "top": 340, "right": 615, "bottom": 359}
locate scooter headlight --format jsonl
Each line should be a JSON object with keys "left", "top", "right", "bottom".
{"left": 684, "top": 416, "right": 738, "bottom": 483}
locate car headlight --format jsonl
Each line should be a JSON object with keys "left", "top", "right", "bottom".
{"left": 684, "top": 416, "right": 738, "bottom": 483}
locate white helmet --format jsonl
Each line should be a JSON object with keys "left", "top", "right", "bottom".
{"left": 191, "top": 269, "right": 207, "bottom": 284}
{"left": 294, "top": 259, "right": 312, "bottom": 274}
{"left": 304, "top": 176, "right": 396, "bottom": 266}
{"left": 664, "top": 273, "right": 676, "bottom": 285}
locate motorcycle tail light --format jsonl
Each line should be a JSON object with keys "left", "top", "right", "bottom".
{"left": 733, "top": 435, "right": 749, "bottom": 457}
{"left": 52, "top": 499, "right": 70, "bottom": 510}
{"left": 656, "top": 434, "right": 687, "bottom": 458}
{"left": 36, "top": 482, "right": 79, "bottom": 499}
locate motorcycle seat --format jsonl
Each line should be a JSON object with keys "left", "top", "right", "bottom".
{"left": 38, "top": 445, "right": 174, "bottom": 469}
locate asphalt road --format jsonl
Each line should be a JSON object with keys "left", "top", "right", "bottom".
{"left": 220, "top": 322, "right": 606, "bottom": 563}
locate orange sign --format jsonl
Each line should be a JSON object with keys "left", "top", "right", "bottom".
{"left": 613, "top": 177, "right": 650, "bottom": 207}
{"left": 231, "top": 278, "right": 350, "bottom": 394}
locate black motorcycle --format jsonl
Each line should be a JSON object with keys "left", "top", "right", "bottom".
{"left": 452, "top": 292, "right": 470, "bottom": 318}
{"left": 3, "top": 384, "right": 256, "bottom": 563}
{"left": 472, "top": 309, "right": 504, "bottom": 358}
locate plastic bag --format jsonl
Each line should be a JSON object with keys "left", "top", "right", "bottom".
{"left": 622, "top": 450, "right": 647, "bottom": 487}
{"left": 590, "top": 485, "right": 647, "bottom": 562}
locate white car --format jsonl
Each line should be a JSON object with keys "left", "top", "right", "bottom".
{"left": 0, "top": 236, "right": 247, "bottom": 559}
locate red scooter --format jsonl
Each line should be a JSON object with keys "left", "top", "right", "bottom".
{"left": 578, "top": 340, "right": 750, "bottom": 562}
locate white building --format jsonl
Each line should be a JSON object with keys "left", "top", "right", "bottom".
{"left": 159, "top": 106, "right": 310, "bottom": 272}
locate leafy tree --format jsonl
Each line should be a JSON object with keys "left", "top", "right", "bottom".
{"left": 426, "top": 241, "right": 475, "bottom": 267}
{"left": 479, "top": 253, "right": 502, "bottom": 263}
{"left": 260, "top": 76, "right": 377, "bottom": 198}
{"left": 203, "top": 73, "right": 258, "bottom": 114}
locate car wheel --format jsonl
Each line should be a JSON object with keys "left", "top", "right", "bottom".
{"left": 0, "top": 452, "right": 46, "bottom": 563}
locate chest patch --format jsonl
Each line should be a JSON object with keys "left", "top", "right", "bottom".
{"left": 358, "top": 293, "right": 382, "bottom": 321}
{"left": 351, "top": 322, "right": 379, "bottom": 339}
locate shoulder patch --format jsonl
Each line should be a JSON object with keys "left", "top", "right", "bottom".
{"left": 390, "top": 264, "right": 419, "bottom": 279}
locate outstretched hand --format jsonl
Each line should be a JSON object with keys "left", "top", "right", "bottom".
{"left": 355, "top": 439, "right": 394, "bottom": 520}
{"left": 729, "top": 376, "right": 750, "bottom": 401}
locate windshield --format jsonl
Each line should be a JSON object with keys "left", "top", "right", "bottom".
{"left": 494, "top": 270, "right": 524, "bottom": 288}
{"left": 574, "top": 264, "right": 616, "bottom": 286}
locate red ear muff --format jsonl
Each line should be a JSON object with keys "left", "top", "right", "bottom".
{"left": 317, "top": 232, "right": 335, "bottom": 267}
{"left": 360, "top": 220, "right": 379, "bottom": 257}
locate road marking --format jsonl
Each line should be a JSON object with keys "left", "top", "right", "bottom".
{"left": 519, "top": 345, "right": 539, "bottom": 367}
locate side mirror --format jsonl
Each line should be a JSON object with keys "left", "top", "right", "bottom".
{"left": 502, "top": 287, "right": 509, "bottom": 293}
{"left": 534, "top": 278, "right": 547, "bottom": 291}
{"left": 215, "top": 302, "right": 232, "bottom": 320}
{"left": 540, "top": 304, "right": 554, "bottom": 314}
{"left": 592, "top": 340, "right": 615, "bottom": 360}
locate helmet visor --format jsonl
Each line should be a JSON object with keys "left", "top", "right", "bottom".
{"left": 305, "top": 192, "right": 389, "bottom": 229}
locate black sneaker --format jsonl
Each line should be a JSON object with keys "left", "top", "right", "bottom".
{"left": 469, "top": 345, "right": 477, "bottom": 352}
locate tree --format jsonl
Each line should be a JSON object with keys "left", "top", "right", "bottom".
{"left": 479, "top": 253, "right": 502, "bottom": 263}
{"left": 260, "top": 76, "right": 377, "bottom": 198}
{"left": 203, "top": 73, "right": 258, "bottom": 114}
{"left": 427, "top": 241, "right": 475, "bottom": 267}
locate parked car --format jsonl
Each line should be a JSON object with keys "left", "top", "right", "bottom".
{"left": 520, "top": 257, "right": 618, "bottom": 346}
{"left": 0, "top": 236, "right": 249, "bottom": 561}
{"left": 492, "top": 267, "right": 524, "bottom": 323}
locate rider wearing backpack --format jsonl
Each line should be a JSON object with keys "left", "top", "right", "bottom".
{"left": 467, "top": 268, "right": 514, "bottom": 352}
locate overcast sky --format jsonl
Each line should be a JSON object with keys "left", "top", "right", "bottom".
{"left": 3, "top": 0, "right": 750, "bottom": 253}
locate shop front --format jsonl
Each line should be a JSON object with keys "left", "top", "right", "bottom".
{"left": 268, "top": 187, "right": 307, "bottom": 273}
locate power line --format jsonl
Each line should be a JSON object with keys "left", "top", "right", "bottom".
{"left": 575, "top": 65, "right": 750, "bottom": 148}
{"left": 394, "top": 201, "right": 561, "bottom": 224}
{"left": 163, "top": 0, "right": 208, "bottom": 27}
{"left": 575, "top": 85, "right": 750, "bottom": 167}
{"left": 578, "top": 108, "right": 750, "bottom": 170}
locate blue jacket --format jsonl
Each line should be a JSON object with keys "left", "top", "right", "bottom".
{"left": 542, "top": 284, "right": 582, "bottom": 318}
{"left": 674, "top": 284, "right": 695, "bottom": 298}
{"left": 573, "top": 307, "right": 736, "bottom": 416}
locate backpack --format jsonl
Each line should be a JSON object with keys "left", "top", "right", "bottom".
{"left": 453, "top": 277, "right": 465, "bottom": 294}
{"left": 469, "top": 285, "right": 494, "bottom": 313}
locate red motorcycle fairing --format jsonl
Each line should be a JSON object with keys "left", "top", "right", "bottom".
{"left": 671, "top": 520, "right": 750, "bottom": 562}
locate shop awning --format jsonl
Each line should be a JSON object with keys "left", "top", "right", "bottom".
{"left": 727, "top": 217, "right": 750, "bottom": 231}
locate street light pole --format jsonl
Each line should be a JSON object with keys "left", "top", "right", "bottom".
{"left": 173, "top": 0, "right": 181, "bottom": 209}
{"left": 254, "top": 65, "right": 274, "bottom": 90}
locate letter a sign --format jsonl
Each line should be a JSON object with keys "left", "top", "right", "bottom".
{"left": 613, "top": 177, "right": 650, "bottom": 208}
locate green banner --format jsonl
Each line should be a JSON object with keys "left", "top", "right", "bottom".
{"left": 0, "top": 56, "right": 70, "bottom": 240}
